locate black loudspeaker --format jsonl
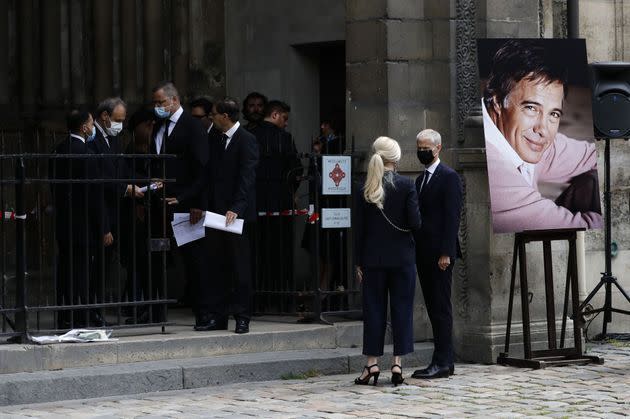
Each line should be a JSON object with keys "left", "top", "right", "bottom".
{"left": 590, "top": 62, "right": 630, "bottom": 139}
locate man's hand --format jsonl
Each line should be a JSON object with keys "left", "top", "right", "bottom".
{"left": 165, "top": 197, "right": 179, "bottom": 206}
{"left": 125, "top": 184, "right": 145, "bottom": 199}
{"left": 103, "top": 232, "right": 114, "bottom": 247}
{"left": 438, "top": 255, "right": 451, "bottom": 271}
{"left": 225, "top": 210, "right": 238, "bottom": 226}
{"left": 356, "top": 266, "right": 363, "bottom": 283}
{"left": 190, "top": 208, "right": 204, "bottom": 224}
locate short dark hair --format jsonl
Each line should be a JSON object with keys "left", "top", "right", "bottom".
{"left": 67, "top": 109, "right": 92, "bottom": 133}
{"left": 242, "top": 91, "right": 268, "bottom": 111}
{"left": 190, "top": 97, "right": 213, "bottom": 115}
{"left": 483, "top": 40, "right": 568, "bottom": 109}
{"left": 215, "top": 97, "right": 240, "bottom": 122}
{"left": 95, "top": 97, "right": 127, "bottom": 118}
{"left": 264, "top": 100, "right": 291, "bottom": 117}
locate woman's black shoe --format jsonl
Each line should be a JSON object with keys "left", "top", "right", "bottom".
{"left": 391, "top": 364, "right": 404, "bottom": 386}
{"left": 354, "top": 364, "right": 380, "bottom": 386}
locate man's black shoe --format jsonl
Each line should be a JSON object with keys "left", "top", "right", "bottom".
{"left": 234, "top": 318, "right": 250, "bottom": 334}
{"left": 411, "top": 364, "right": 450, "bottom": 379}
{"left": 194, "top": 317, "right": 228, "bottom": 332}
{"left": 412, "top": 363, "right": 454, "bottom": 378}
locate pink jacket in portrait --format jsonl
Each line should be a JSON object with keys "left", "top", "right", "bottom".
{"left": 486, "top": 132, "right": 604, "bottom": 233}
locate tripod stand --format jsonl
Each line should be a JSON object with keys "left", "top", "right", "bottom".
{"left": 577, "top": 137, "right": 630, "bottom": 339}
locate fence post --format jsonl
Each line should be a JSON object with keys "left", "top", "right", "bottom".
{"left": 15, "top": 157, "right": 27, "bottom": 341}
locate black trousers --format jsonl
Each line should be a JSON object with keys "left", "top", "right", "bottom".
{"left": 361, "top": 265, "right": 416, "bottom": 356}
{"left": 417, "top": 254, "right": 454, "bottom": 367}
{"left": 201, "top": 224, "right": 253, "bottom": 320}
{"left": 180, "top": 237, "right": 208, "bottom": 315}
{"left": 56, "top": 240, "right": 92, "bottom": 327}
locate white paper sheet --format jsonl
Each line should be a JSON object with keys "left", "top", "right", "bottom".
{"left": 203, "top": 211, "right": 244, "bottom": 235}
{"left": 171, "top": 213, "right": 205, "bottom": 246}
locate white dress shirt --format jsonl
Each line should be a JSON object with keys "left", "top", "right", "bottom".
{"left": 155, "top": 106, "right": 184, "bottom": 154}
{"left": 70, "top": 133, "right": 86, "bottom": 144}
{"left": 482, "top": 99, "right": 535, "bottom": 186}
{"left": 94, "top": 122, "right": 110, "bottom": 148}
{"left": 223, "top": 121, "right": 240, "bottom": 149}
{"left": 420, "top": 157, "right": 441, "bottom": 192}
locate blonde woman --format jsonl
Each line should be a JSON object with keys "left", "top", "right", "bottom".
{"left": 354, "top": 136, "right": 421, "bottom": 386}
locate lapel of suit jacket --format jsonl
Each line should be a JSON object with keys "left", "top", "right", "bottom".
{"left": 422, "top": 163, "right": 442, "bottom": 197}
{"left": 225, "top": 126, "right": 239, "bottom": 152}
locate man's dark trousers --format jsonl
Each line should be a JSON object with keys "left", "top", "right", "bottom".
{"left": 417, "top": 255, "right": 454, "bottom": 367}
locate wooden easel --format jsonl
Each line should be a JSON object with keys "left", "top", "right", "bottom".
{"left": 497, "top": 228, "right": 604, "bottom": 369}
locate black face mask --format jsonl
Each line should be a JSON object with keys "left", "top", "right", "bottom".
{"left": 417, "top": 149, "right": 434, "bottom": 165}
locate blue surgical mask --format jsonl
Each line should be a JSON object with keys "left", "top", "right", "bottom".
{"left": 87, "top": 126, "right": 96, "bottom": 142}
{"left": 154, "top": 107, "right": 170, "bottom": 119}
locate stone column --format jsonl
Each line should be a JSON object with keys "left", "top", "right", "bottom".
{"left": 120, "top": 0, "right": 139, "bottom": 104}
{"left": 69, "top": 0, "right": 89, "bottom": 106}
{"left": 143, "top": 0, "right": 163, "bottom": 100}
{"left": 172, "top": 0, "right": 189, "bottom": 102}
{"left": 93, "top": 1, "right": 113, "bottom": 102}
{"left": 41, "top": 1, "right": 62, "bottom": 107}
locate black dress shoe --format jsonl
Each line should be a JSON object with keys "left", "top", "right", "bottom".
{"left": 194, "top": 317, "right": 228, "bottom": 332}
{"left": 412, "top": 363, "right": 454, "bottom": 378}
{"left": 412, "top": 364, "right": 450, "bottom": 379}
{"left": 234, "top": 318, "right": 250, "bottom": 334}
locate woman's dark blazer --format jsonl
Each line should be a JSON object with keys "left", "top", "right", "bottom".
{"left": 354, "top": 172, "right": 421, "bottom": 268}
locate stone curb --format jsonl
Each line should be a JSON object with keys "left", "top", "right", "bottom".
{"left": 0, "top": 343, "right": 434, "bottom": 406}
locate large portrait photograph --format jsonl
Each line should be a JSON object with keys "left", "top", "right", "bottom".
{"left": 477, "top": 39, "right": 603, "bottom": 234}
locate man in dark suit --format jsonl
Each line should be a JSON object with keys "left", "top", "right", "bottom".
{"left": 90, "top": 98, "right": 144, "bottom": 292}
{"left": 150, "top": 81, "right": 209, "bottom": 324}
{"left": 249, "top": 101, "right": 301, "bottom": 296}
{"left": 411, "top": 128, "right": 463, "bottom": 379}
{"left": 189, "top": 97, "right": 259, "bottom": 334}
{"left": 53, "top": 110, "right": 100, "bottom": 328}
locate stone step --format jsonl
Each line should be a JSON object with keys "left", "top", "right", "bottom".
{"left": 0, "top": 316, "right": 368, "bottom": 375}
{"left": 0, "top": 343, "right": 434, "bottom": 406}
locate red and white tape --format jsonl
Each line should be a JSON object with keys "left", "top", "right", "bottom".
{"left": 1, "top": 211, "right": 26, "bottom": 220}
{"left": 257, "top": 205, "right": 319, "bottom": 224}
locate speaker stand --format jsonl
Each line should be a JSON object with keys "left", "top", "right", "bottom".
{"left": 577, "top": 137, "right": 630, "bottom": 339}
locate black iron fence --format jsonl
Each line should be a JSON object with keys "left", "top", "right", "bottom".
{"left": 0, "top": 130, "right": 175, "bottom": 342}
{"left": 252, "top": 152, "right": 362, "bottom": 323}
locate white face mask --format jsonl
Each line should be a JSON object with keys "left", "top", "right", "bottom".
{"left": 106, "top": 121, "right": 124, "bottom": 137}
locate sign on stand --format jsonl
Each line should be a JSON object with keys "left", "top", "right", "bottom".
{"left": 322, "top": 155, "right": 351, "bottom": 195}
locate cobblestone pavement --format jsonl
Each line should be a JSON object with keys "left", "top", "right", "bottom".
{"left": 1, "top": 343, "right": 628, "bottom": 418}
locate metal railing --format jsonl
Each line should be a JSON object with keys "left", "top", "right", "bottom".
{"left": 0, "top": 130, "right": 176, "bottom": 342}
{"left": 252, "top": 151, "right": 362, "bottom": 323}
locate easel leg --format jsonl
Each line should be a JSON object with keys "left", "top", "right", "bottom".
{"left": 519, "top": 241, "right": 531, "bottom": 359}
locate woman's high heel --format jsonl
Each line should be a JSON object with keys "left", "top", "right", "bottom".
{"left": 391, "top": 364, "right": 404, "bottom": 386}
{"left": 354, "top": 364, "right": 380, "bottom": 386}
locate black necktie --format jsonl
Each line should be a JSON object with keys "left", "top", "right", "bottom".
{"left": 220, "top": 133, "right": 228, "bottom": 150}
{"left": 161, "top": 120, "right": 170, "bottom": 153}
{"left": 420, "top": 170, "right": 430, "bottom": 193}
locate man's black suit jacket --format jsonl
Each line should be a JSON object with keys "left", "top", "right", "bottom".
{"left": 52, "top": 136, "right": 99, "bottom": 245}
{"left": 150, "top": 110, "right": 208, "bottom": 211}
{"left": 413, "top": 162, "right": 463, "bottom": 260}
{"left": 248, "top": 121, "right": 301, "bottom": 212}
{"left": 89, "top": 129, "right": 128, "bottom": 235}
{"left": 192, "top": 125, "right": 259, "bottom": 222}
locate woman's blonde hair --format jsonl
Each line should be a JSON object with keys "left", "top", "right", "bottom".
{"left": 363, "top": 136, "right": 401, "bottom": 209}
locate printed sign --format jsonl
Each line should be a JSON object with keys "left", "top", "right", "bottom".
{"left": 321, "top": 208, "right": 351, "bottom": 229}
{"left": 322, "top": 155, "right": 351, "bottom": 195}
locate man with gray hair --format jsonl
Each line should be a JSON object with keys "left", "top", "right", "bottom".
{"left": 411, "top": 128, "right": 463, "bottom": 380}
{"left": 91, "top": 97, "right": 144, "bottom": 248}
